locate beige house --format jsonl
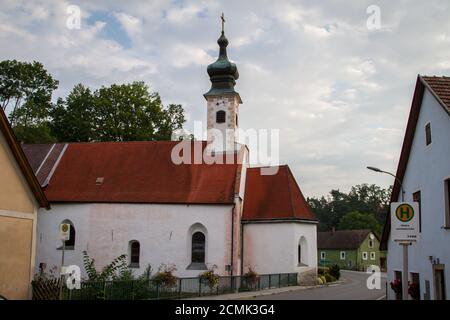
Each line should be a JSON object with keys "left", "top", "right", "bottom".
{"left": 0, "top": 108, "right": 49, "bottom": 299}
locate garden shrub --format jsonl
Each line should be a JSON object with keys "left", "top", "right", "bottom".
{"left": 328, "top": 264, "right": 341, "bottom": 280}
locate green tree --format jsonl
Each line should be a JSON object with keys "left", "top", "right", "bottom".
{"left": 50, "top": 84, "right": 95, "bottom": 142}
{"left": 0, "top": 60, "right": 59, "bottom": 126}
{"left": 337, "top": 211, "right": 382, "bottom": 235}
{"left": 93, "top": 82, "right": 185, "bottom": 142}
{"left": 0, "top": 60, "right": 59, "bottom": 143}
{"left": 308, "top": 183, "right": 391, "bottom": 232}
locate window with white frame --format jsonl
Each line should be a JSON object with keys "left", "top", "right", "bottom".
{"left": 368, "top": 240, "right": 374, "bottom": 248}
{"left": 320, "top": 252, "right": 326, "bottom": 260}
{"left": 362, "top": 252, "right": 368, "bottom": 260}
{"left": 340, "top": 251, "right": 346, "bottom": 260}
{"left": 370, "top": 252, "right": 376, "bottom": 260}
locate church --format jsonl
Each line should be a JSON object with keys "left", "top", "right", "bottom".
{"left": 23, "top": 25, "right": 318, "bottom": 284}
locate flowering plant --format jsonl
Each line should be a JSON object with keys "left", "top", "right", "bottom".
{"left": 243, "top": 266, "right": 260, "bottom": 286}
{"left": 390, "top": 279, "right": 402, "bottom": 294}
{"left": 199, "top": 265, "right": 219, "bottom": 289}
{"left": 151, "top": 264, "right": 178, "bottom": 288}
{"left": 408, "top": 282, "right": 420, "bottom": 300}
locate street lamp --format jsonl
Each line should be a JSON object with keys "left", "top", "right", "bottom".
{"left": 367, "top": 166, "right": 408, "bottom": 301}
{"left": 366, "top": 166, "right": 405, "bottom": 201}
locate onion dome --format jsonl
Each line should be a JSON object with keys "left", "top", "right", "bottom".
{"left": 204, "top": 31, "right": 241, "bottom": 102}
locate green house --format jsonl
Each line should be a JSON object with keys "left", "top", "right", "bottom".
{"left": 317, "top": 229, "right": 382, "bottom": 271}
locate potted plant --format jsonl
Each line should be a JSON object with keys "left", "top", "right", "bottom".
{"left": 390, "top": 279, "right": 402, "bottom": 297}
{"left": 199, "top": 265, "right": 219, "bottom": 292}
{"left": 151, "top": 264, "right": 178, "bottom": 288}
{"left": 243, "top": 266, "right": 259, "bottom": 290}
{"left": 408, "top": 282, "right": 420, "bottom": 300}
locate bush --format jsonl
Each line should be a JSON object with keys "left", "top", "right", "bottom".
{"left": 199, "top": 265, "right": 219, "bottom": 290}
{"left": 320, "top": 275, "right": 327, "bottom": 284}
{"left": 328, "top": 264, "right": 341, "bottom": 280}
{"left": 151, "top": 264, "right": 178, "bottom": 288}
{"left": 324, "top": 273, "right": 336, "bottom": 283}
{"left": 318, "top": 267, "right": 328, "bottom": 276}
{"left": 317, "top": 277, "right": 324, "bottom": 285}
{"left": 243, "top": 266, "right": 260, "bottom": 286}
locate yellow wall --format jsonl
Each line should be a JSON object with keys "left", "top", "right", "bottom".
{"left": 0, "top": 134, "right": 35, "bottom": 213}
{"left": 0, "top": 132, "right": 38, "bottom": 299}
{"left": 0, "top": 216, "right": 33, "bottom": 299}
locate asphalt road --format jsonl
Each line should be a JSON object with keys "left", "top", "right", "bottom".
{"left": 247, "top": 271, "right": 387, "bottom": 300}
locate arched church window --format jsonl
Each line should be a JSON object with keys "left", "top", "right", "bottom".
{"left": 236, "top": 114, "right": 238, "bottom": 126}
{"left": 58, "top": 219, "right": 75, "bottom": 250}
{"left": 216, "top": 110, "right": 226, "bottom": 123}
{"left": 129, "top": 240, "right": 140, "bottom": 268}
{"left": 298, "top": 236, "right": 308, "bottom": 266}
{"left": 191, "top": 232, "right": 206, "bottom": 263}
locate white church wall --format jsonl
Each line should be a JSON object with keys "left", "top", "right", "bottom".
{"left": 242, "top": 222, "right": 317, "bottom": 283}
{"left": 36, "top": 203, "right": 234, "bottom": 279}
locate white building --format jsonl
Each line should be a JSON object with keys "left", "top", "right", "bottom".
{"left": 381, "top": 75, "right": 450, "bottom": 300}
{"left": 24, "top": 29, "right": 318, "bottom": 284}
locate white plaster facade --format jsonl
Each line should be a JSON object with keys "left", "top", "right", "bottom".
{"left": 242, "top": 222, "right": 317, "bottom": 282}
{"left": 386, "top": 87, "right": 450, "bottom": 300}
{"left": 36, "top": 203, "right": 234, "bottom": 278}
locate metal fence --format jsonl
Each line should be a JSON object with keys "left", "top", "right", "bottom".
{"left": 55, "top": 273, "right": 298, "bottom": 300}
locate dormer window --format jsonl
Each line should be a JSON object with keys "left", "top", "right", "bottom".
{"left": 216, "top": 110, "right": 226, "bottom": 123}
{"left": 425, "top": 122, "right": 432, "bottom": 146}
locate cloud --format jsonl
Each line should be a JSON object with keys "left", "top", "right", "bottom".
{"left": 169, "top": 44, "right": 213, "bottom": 68}
{"left": 1, "top": 0, "right": 450, "bottom": 197}
{"left": 114, "top": 12, "right": 142, "bottom": 37}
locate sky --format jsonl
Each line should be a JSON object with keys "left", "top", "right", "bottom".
{"left": 1, "top": 0, "right": 450, "bottom": 198}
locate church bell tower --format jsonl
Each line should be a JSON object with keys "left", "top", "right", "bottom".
{"left": 204, "top": 14, "right": 242, "bottom": 152}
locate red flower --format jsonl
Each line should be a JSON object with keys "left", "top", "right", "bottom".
{"left": 390, "top": 279, "right": 402, "bottom": 294}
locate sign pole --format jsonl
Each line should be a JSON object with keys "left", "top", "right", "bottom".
{"left": 391, "top": 202, "right": 419, "bottom": 300}
{"left": 401, "top": 242, "right": 409, "bottom": 300}
{"left": 59, "top": 240, "right": 65, "bottom": 300}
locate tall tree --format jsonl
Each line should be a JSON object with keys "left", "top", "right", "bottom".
{"left": 93, "top": 82, "right": 184, "bottom": 142}
{"left": 0, "top": 60, "right": 59, "bottom": 143}
{"left": 50, "top": 84, "right": 95, "bottom": 142}
{"left": 338, "top": 211, "right": 382, "bottom": 235}
{"left": 1, "top": 60, "right": 185, "bottom": 143}
{"left": 308, "top": 183, "right": 391, "bottom": 232}
{"left": 0, "top": 60, "right": 58, "bottom": 126}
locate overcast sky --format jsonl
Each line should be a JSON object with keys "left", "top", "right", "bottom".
{"left": 1, "top": 0, "right": 449, "bottom": 197}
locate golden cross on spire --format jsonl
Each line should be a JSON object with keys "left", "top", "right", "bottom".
{"left": 221, "top": 12, "right": 225, "bottom": 33}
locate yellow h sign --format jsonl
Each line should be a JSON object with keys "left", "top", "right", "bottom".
{"left": 396, "top": 203, "right": 414, "bottom": 222}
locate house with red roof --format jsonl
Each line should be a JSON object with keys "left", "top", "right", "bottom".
{"left": 23, "top": 28, "right": 318, "bottom": 283}
{"left": 380, "top": 75, "right": 450, "bottom": 300}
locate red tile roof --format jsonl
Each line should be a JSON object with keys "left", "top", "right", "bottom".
{"left": 318, "top": 229, "right": 376, "bottom": 249}
{"left": 421, "top": 76, "right": 450, "bottom": 114}
{"left": 24, "top": 141, "right": 242, "bottom": 204}
{"left": 380, "top": 75, "right": 450, "bottom": 249}
{"left": 242, "top": 165, "right": 317, "bottom": 221}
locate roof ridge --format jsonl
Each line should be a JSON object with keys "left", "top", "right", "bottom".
{"left": 284, "top": 166, "right": 295, "bottom": 218}
{"left": 0, "top": 108, "right": 49, "bottom": 208}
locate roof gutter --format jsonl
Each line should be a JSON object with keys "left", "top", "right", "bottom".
{"left": 241, "top": 218, "right": 319, "bottom": 224}
{"left": 230, "top": 201, "right": 235, "bottom": 276}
